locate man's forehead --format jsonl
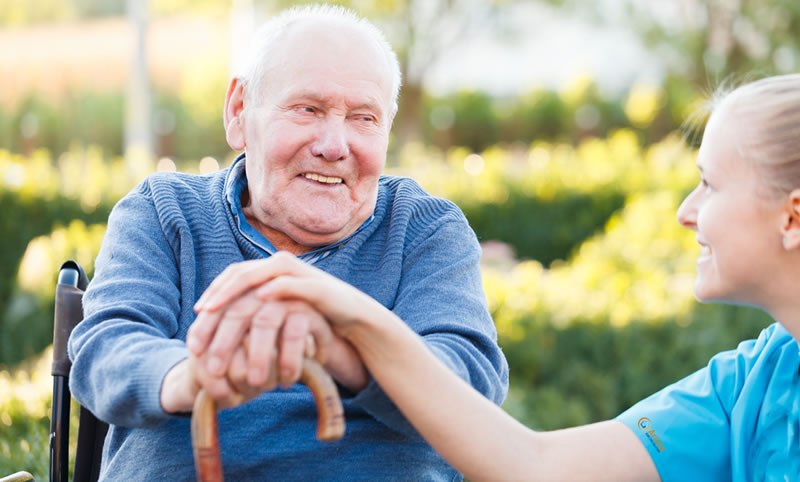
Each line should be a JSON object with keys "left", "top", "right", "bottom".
{"left": 263, "top": 24, "right": 393, "bottom": 109}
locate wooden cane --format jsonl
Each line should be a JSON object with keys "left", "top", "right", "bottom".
{"left": 190, "top": 358, "right": 345, "bottom": 482}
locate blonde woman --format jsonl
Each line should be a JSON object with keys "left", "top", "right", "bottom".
{"left": 193, "top": 74, "right": 800, "bottom": 481}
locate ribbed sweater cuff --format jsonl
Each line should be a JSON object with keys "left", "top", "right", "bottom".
{"left": 135, "top": 345, "right": 190, "bottom": 423}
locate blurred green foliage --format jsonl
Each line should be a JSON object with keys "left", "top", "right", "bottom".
{"left": 2, "top": 220, "right": 106, "bottom": 368}
{"left": 0, "top": 89, "right": 228, "bottom": 163}
{"left": 0, "top": 149, "right": 128, "bottom": 366}
{"left": 501, "top": 306, "right": 769, "bottom": 430}
{"left": 2, "top": 0, "right": 796, "bottom": 475}
{"left": 0, "top": 129, "right": 771, "bottom": 475}
{"left": 0, "top": 0, "right": 75, "bottom": 25}
{"left": 423, "top": 77, "right": 643, "bottom": 152}
{"left": 0, "top": 348, "right": 79, "bottom": 479}
{"left": 0, "top": 75, "right": 695, "bottom": 163}
{"left": 461, "top": 188, "right": 624, "bottom": 264}
{"left": 388, "top": 131, "right": 770, "bottom": 428}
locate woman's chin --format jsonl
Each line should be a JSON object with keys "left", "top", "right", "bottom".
{"left": 693, "top": 280, "right": 719, "bottom": 303}
{"left": 693, "top": 284, "right": 747, "bottom": 307}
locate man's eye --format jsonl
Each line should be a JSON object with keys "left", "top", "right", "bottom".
{"left": 295, "top": 106, "right": 316, "bottom": 114}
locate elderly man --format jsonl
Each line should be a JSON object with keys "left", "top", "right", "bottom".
{"left": 69, "top": 4, "right": 507, "bottom": 480}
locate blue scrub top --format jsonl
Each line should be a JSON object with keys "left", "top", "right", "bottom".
{"left": 617, "top": 322, "right": 800, "bottom": 482}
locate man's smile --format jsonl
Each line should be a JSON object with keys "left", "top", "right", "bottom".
{"left": 301, "top": 172, "right": 344, "bottom": 185}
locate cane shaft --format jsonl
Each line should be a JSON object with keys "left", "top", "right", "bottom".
{"left": 191, "top": 358, "right": 345, "bottom": 482}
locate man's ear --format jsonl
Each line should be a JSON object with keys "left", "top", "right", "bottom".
{"left": 223, "top": 78, "right": 247, "bottom": 151}
{"left": 780, "top": 188, "right": 800, "bottom": 250}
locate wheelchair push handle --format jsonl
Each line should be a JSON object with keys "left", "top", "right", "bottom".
{"left": 191, "top": 357, "right": 346, "bottom": 482}
{"left": 52, "top": 261, "right": 88, "bottom": 377}
{"left": 51, "top": 260, "right": 91, "bottom": 482}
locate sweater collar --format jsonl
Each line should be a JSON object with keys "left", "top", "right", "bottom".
{"left": 223, "top": 153, "right": 375, "bottom": 264}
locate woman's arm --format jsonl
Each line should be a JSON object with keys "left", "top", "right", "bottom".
{"left": 341, "top": 298, "right": 657, "bottom": 481}
{"left": 248, "top": 254, "right": 660, "bottom": 481}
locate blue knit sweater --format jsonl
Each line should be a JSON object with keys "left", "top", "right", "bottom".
{"left": 68, "top": 164, "right": 509, "bottom": 481}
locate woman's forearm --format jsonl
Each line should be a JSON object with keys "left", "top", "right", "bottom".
{"left": 346, "top": 308, "right": 659, "bottom": 482}
{"left": 347, "top": 310, "right": 538, "bottom": 481}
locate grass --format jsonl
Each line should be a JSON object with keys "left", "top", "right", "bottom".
{"left": 0, "top": 347, "right": 78, "bottom": 480}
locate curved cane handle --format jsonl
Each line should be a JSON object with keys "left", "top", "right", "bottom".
{"left": 191, "top": 358, "right": 345, "bottom": 482}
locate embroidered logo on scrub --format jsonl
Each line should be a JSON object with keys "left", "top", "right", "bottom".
{"left": 637, "top": 417, "right": 666, "bottom": 452}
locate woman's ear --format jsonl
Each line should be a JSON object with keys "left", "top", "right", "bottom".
{"left": 223, "top": 78, "right": 247, "bottom": 151}
{"left": 780, "top": 189, "right": 800, "bottom": 250}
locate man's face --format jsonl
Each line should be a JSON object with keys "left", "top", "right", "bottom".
{"left": 237, "top": 21, "right": 393, "bottom": 252}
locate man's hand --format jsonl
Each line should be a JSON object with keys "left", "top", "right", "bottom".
{"left": 190, "top": 290, "right": 318, "bottom": 388}
{"left": 189, "top": 282, "right": 369, "bottom": 399}
{"left": 161, "top": 356, "right": 200, "bottom": 414}
{"left": 189, "top": 253, "right": 406, "bottom": 394}
{"left": 161, "top": 340, "right": 274, "bottom": 413}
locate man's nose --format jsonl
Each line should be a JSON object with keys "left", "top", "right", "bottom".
{"left": 311, "top": 118, "right": 349, "bottom": 161}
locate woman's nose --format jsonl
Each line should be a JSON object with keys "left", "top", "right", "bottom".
{"left": 677, "top": 189, "right": 698, "bottom": 230}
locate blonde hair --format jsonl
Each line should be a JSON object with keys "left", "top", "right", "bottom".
{"left": 236, "top": 4, "right": 402, "bottom": 116}
{"left": 716, "top": 74, "right": 800, "bottom": 197}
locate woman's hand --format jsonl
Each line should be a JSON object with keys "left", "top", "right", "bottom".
{"left": 188, "top": 266, "right": 371, "bottom": 399}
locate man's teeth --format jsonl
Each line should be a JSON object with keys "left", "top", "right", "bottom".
{"left": 303, "top": 173, "right": 343, "bottom": 184}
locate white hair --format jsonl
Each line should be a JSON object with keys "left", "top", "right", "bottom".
{"left": 236, "top": 4, "right": 402, "bottom": 116}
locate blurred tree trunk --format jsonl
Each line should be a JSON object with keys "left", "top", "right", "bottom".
{"left": 125, "top": 0, "right": 153, "bottom": 177}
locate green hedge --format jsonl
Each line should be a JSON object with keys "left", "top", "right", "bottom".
{"left": 501, "top": 304, "right": 770, "bottom": 430}
{"left": 459, "top": 188, "right": 625, "bottom": 264}
{"left": 0, "top": 89, "right": 227, "bottom": 162}
{"left": 422, "top": 81, "right": 691, "bottom": 153}
{"left": 0, "top": 131, "right": 780, "bottom": 475}
{"left": 2, "top": 78, "right": 696, "bottom": 163}
{"left": 0, "top": 188, "right": 106, "bottom": 308}
{"left": 0, "top": 190, "right": 110, "bottom": 367}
